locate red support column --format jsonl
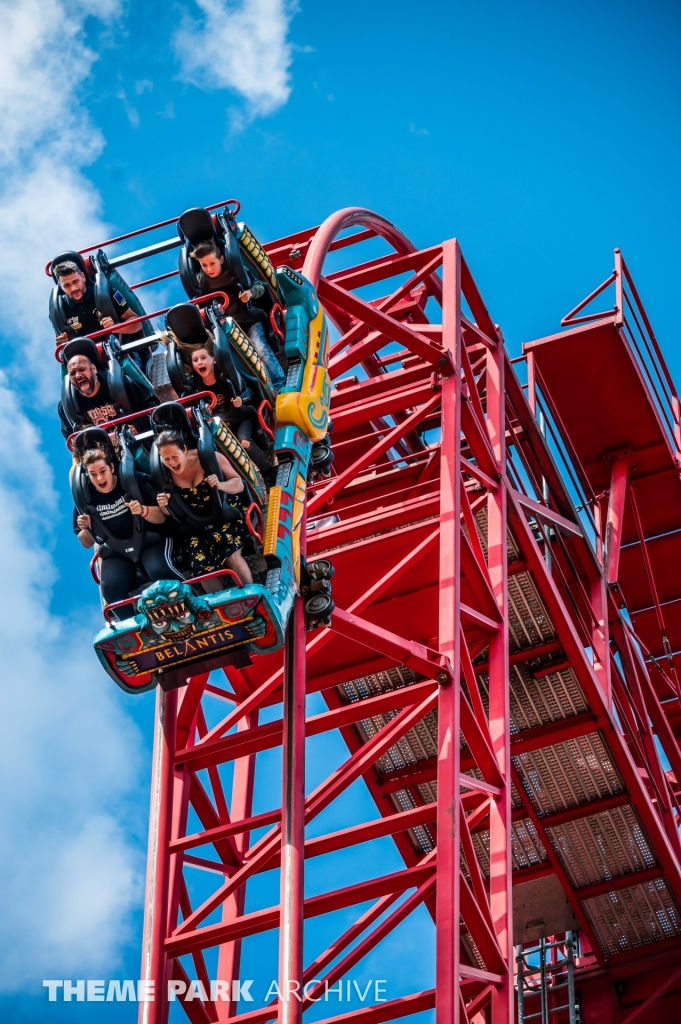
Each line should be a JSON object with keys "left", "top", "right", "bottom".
{"left": 605, "top": 457, "right": 628, "bottom": 585}
{"left": 217, "top": 710, "right": 259, "bottom": 1020}
{"left": 487, "top": 336, "right": 513, "bottom": 1024}
{"left": 277, "top": 594, "right": 307, "bottom": 1024}
{"left": 436, "top": 239, "right": 462, "bottom": 1024}
{"left": 139, "top": 687, "right": 178, "bottom": 1024}
{"left": 590, "top": 575, "right": 612, "bottom": 708}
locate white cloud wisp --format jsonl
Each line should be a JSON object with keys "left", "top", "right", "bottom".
{"left": 174, "top": 0, "right": 298, "bottom": 121}
{"left": 0, "top": 0, "right": 146, "bottom": 991}
{"left": 0, "top": 0, "right": 115, "bottom": 388}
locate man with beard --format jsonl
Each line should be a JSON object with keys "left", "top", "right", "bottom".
{"left": 58, "top": 339, "right": 158, "bottom": 439}
{"left": 53, "top": 260, "right": 144, "bottom": 342}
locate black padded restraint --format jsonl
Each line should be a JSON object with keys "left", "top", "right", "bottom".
{"left": 167, "top": 303, "right": 209, "bottom": 346}
{"left": 149, "top": 443, "right": 239, "bottom": 531}
{"left": 220, "top": 222, "right": 251, "bottom": 292}
{"left": 106, "top": 345, "right": 133, "bottom": 416}
{"left": 165, "top": 338, "right": 190, "bottom": 396}
{"left": 150, "top": 401, "right": 240, "bottom": 531}
{"left": 92, "top": 258, "right": 117, "bottom": 323}
{"left": 178, "top": 208, "right": 215, "bottom": 245}
{"left": 117, "top": 428, "right": 143, "bottom": 504}
{"left": 195, "top": 404, "right": 224, "bottom": 483}
{"left": 72, "top": 466, "right": 145, "bottom": 562}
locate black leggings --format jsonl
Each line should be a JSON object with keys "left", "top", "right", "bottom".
{"left": 224, "top": 409, "right": 269, "bottom": 473}
{"left": 100, "top": 540, "right": 181, "bottom": 608}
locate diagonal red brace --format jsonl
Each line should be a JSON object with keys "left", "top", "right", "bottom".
{"left": 318, "top": 276, "right": 452, "bottom": 373}
{"left": 330, "top": 607, "right": 453, "bottom": 684}
{"left": 308, "top": 392, "right": 441, "bottom": 515}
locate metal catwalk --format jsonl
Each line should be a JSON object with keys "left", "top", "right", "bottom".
{"left": 132, "top": 211, "right": 681, "bottom": 1024}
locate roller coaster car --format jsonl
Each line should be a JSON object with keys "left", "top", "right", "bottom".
{"left": 176, "top": 206, "right": 285, "bottom": 348}
{"left": 93, "top": 266, "right": 333, "bottom": 694}
{"left": 49, "top": 249, "right": 155, "bottom": 365}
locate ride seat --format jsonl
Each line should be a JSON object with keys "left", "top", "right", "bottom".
{"left": 177, "top": 206, "right": 251, "bottom": 300}
{"left": 164, "top": 303, "right": 262, "bottom": 413}
{"left": 50, "top": 249, "right": 151, "bottom": 346}
{"left": 49, "top": 250, "right": 93, "bottom": 337}
{"left": 73, "top": 426, "right": 186, "bottom": 593}
{"left": 60, "top": 336, "right": 156, "bottom": 437}
{"left": 167, "top": 302, "right": 209, "bottom": 346}
{"left": 150, "top": 401, "right": 260, "bottom": 556}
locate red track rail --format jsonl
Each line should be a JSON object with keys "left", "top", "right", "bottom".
{"left": 109, "top": 210, "right": 681, "bottom": 1024}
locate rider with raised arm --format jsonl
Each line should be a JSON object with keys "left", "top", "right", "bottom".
{"left": 190, "top": 239, "right": 286, "bottom": 392}
{"left": 75, "top": 442, "right": 181, "bottom": 612}
{"left": 58, "top": 339, "right": 158, "bottom": 439}
{"left": 154, "top": 428, "right": 253, "bottom": 590}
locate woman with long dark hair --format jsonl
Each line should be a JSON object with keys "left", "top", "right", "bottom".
{"left": 75, "top": 443, "right": 180, "bottom": 610}
{"left": 154, "top": 428, "right": 253, "bottom": 589}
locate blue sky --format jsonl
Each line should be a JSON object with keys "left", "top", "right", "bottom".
{"left": 1, "top": 0, "right": 680, "bottom": 1019}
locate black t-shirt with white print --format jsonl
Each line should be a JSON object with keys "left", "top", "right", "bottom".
{"left": 73, "top": 473, "right": 160, "bottom": 542}
{"left": 73, "top": 375, "right": 119, "bottom": 429}
{"left": 58, "top": 372, "right": 158, "bottom": 438}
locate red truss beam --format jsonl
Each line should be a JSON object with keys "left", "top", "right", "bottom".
{"left": 133, "top": 207, "right": 681, "bottom": 1024}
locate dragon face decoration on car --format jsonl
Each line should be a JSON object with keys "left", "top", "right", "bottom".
{"left": 139, "top": 581, "right": 214, "bottom": 642}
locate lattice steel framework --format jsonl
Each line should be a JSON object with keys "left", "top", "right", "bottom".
{"left": 134, "top": 210, "right": 681, "bottom": 1024}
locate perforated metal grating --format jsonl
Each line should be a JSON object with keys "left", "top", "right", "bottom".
{"left": 513, "top": 733, "right": 623, "bottom": 814}
{"left": 471, "top": 819, "right": 549, "bottom": 879}
{"left": 546, "top": 805, "right": 656, "bottom": 889}
{"left": 507, "top": 572, "right": 557, "bottom": 653}
{"left": 582, "top": 878, "right": 681, "bottom": 954}
{"left": 340, "top": 667, "right": 438, "bottom": 854}
{"left": 510, "top": 664, "right": 588, "bottom": 731}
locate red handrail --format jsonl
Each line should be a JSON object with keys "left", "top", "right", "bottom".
{"left": 102, "top": 595, "right": 140, "bottom": 622}
{"left": 45, "top": 199, "right": 241, "bottom": 276}
{"left": 185, "top": 568, "right": 242, "bottom": 589}
{"left": 269, "top": 302, "right": 285, "bottom": 342}
{"left": 130, "top": 270, "right": 179, "bottom": 291}
{"left": 257, "top": 399, "right": 275, "bottom": 441}
{"left": 90, "top": 551, "right": 101, "bottom": 585}
{"left": 55, "top": 291, "right": 230, "bottom": 359}
{"left": 66, "top": 390, "right": 218, "bottom": 451}
{"left": 245, "top": 502, "right": 264, "bottom": 544}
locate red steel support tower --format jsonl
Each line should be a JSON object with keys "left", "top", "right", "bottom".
{"left": 137, "top": 210, "right": 681, "bottom": 1024}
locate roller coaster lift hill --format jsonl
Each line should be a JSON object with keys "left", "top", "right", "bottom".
{"left": 48, "top": 203, "right": 681, "bottom": 1024}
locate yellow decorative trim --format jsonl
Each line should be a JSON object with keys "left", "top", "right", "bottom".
{"left": 238, "top": 224, "right": 283, "bottom": 303}
{"left": 276, "top": 304, "right": 331, "bottom": 442}
{"left": 213, "top": 420, "right": 266, "bottom": 502}
{"left": 291, "top": 473, "right": 306, "bottom": 586}
{"left": 263, "top": 486, "right": 282, "bottom": 557}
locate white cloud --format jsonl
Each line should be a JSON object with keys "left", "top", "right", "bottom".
{"left": 0, "top": 377, "right": 145, "bottom": 989}
{"left": 117, "top": 87, "right": 141, "bottom": 128}
{"left": 0, "top": 0, "right": 117, "bottom": 394}
{"left": 0, "top": 0, "right": 146, "bottom": 992}
{"left": 173, "top": 0, "right": 298, "bottom": 119}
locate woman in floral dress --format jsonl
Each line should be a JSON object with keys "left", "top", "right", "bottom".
{"left": 154, "top": 429, "right": 252, "bottom": 589}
